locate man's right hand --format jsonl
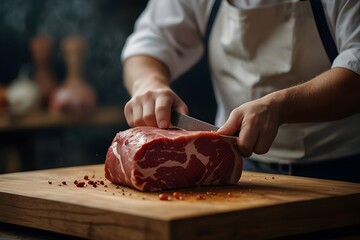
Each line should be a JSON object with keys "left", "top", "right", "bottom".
{"left": 124, "top": 84, "right": 188, "bottom": 128}
{"left": 123, "top": 56, "right": 188, "bottom": 129}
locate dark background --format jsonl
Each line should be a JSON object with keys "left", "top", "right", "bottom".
{"left": 0, "top": 0, "right": 216, "bottom": 172}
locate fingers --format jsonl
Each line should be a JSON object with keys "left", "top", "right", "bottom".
{"left": 154, "top": 94, "right": 188, "bottom": 128}
{"left": 143, "top": 100, "right": 157, "bottom": 126}
{"left": 253, "top": 125, "right": 278, "bottom": 155}
{"left": 124, "top": 92, "right": 156, "bottom": 127}
{"left": 124, "top": 88, "right": 188, "bottom": 129}
{"left": 218, "top": 101, "right": 280, "bottom": 158}
{"left": 235, "top": 117, "right": 276, "bottom": 157}
{"left": 173, "top": 99, "right": 189, "bottom": 116}
{"left": 237, "top": 124, "right": 259, "bottom": 157}
{"left": 132, "top": 104, "right": 144, "bottom": 126}
{"left": 124, "top": 101, "right": 134, "bottom": 127}
{"left": 219, "top": 110, "right": 258, "bottom": 157}
{"left": 217, "top": 111, "right": 242, "bottom": 137}
{"left": 155, "top": 94, "right": 173, "bottom": 128}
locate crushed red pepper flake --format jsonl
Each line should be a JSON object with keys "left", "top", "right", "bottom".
{"left": 69, "top": 174, "right": 246, "bottom": 202}
{"left": 62, "top": 181, "right": 67, "bottom": 185}
{"left": 172, "top": 192, "right": 182, "bottom": 199}
{"left": 196, "top": 195, "right": 206, "bottom": 200}
{"left": 159, "top": 194, "right": 171, "bottom": 201}
{"left": 76, "top": 181, "right": 86, "bottom": 187}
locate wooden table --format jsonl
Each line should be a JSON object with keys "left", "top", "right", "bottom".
{"left": 0, "top": 164, "right": 359, "bottom": 240}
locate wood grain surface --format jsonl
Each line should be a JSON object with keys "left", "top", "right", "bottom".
{"left": 0, "top": 164, "right": 359, "bottom": 240}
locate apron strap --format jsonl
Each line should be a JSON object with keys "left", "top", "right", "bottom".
{"left": 204, "top": 0, "right": 222, "bottom": 52}
{"left": 310, "top": 0, "right": 339, "bottom": 63}
{"left": 205, "top": 0, "right": 339, "bottom": 63}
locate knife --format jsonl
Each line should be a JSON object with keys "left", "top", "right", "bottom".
{"left": 170, "top": 111, "right": 239, "bottom": 142}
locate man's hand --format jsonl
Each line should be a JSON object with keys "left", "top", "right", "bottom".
{"left": 123, "top": 56, "right": 188, "bottom": 128}
{"left": 218, "top": 67, "right": 360, "bottom": 157}
{"left": 217, "top": 94, "right": 282, "bottom": 157}
{"left": 124, "top": 82, "right": 188, "bottom": 128}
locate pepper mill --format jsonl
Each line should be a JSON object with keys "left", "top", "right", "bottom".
{"left": 30, "top": 35, "right": 57, "bottom": 107}
{"left": 50, "top": 35, "right": 96, "bottom": 114}
{"left": 0, "top": 84, "right": 7, "bottom": 112}
{"left": 61, "top": 35, "right": 87, "bottom": 84}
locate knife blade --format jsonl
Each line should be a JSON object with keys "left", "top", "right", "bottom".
{"left": 170, "top": 111, "right": 239, "bottom": 142}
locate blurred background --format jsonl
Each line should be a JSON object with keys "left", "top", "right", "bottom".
{"left": 0, "top": 0, "right": 216, "bottom": 173}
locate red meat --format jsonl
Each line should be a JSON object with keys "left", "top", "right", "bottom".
{"left": 104, "top": 126, "right": 243, "bottom": 191}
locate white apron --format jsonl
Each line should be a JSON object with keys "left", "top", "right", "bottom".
{"left": 208, "top": 0, "right": 360, "bottom": 163}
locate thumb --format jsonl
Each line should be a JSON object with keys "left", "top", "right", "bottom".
{"left": 217, "top": 116, "right": 241, "bottom": 137}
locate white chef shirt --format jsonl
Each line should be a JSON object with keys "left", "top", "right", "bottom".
{"left": 121, "top": 0, "right": 360, "bottom": 80}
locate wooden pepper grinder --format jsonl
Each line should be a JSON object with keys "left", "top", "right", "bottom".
{"left": 50, "top": 35, "right": 96, "bottom": 114}
{"left": 0, "top": 84, "right": 8, "bottom": 112}
{"left": 30, "top": 35, "right": 57, "bottom": 107}
{"left": 61, "top": 35, "right": 87, "bottom": 84}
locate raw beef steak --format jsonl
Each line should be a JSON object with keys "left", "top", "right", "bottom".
{"left": 105, "top": 126, "right": 243, "bottom": 191}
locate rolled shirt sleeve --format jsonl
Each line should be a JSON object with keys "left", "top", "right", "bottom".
{"left": 325, "top": 0, "right": 360, "bottom": 75}
{"left": 121, "top": 0, "right": 212, "bottom": 81}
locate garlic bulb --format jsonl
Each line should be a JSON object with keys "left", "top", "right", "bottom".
{"left": 6, "top": 68, "right": 40, "bottom": 116}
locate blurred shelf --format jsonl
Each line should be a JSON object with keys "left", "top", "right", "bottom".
{"left": 0, "top": 106, "right": 125, "bottom": 132}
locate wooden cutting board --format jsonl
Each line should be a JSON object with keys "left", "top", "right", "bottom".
{"left": 0, "top": 164, "right": 359, "bottom": 240}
